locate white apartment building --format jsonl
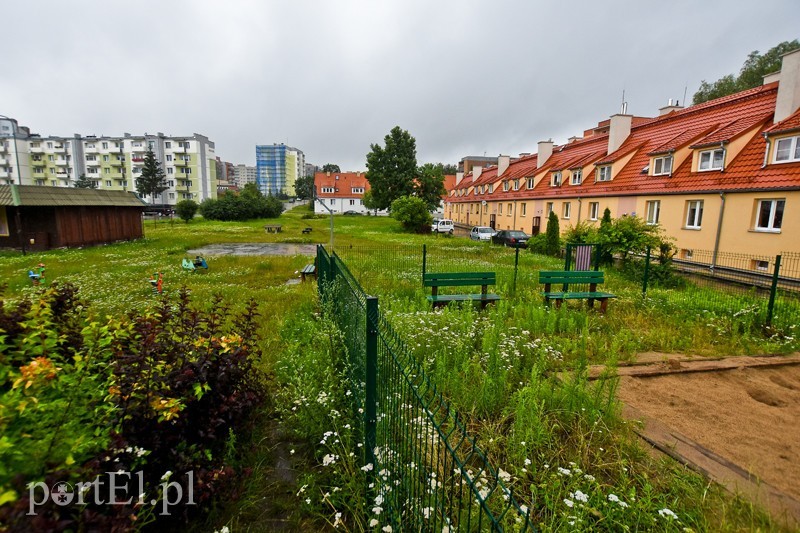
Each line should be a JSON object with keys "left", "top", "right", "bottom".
{"left": 233, "top": 164, "right": 257, "bottom": 188}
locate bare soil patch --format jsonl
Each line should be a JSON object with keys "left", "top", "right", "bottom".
{"left": 615, "top": 356, "right": 800, "bottom": 523}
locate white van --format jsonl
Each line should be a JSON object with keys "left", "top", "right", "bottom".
{"left": 432, "top": 219, "right": 454, "bottom": 234}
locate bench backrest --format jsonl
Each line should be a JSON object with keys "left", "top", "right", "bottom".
{"left": 424, "top": 272, "right": 496, "bottom": 288}
{"left": 538, "top": 270, "right": 604, "bottom": 285}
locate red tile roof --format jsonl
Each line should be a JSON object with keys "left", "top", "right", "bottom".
{"left": 315, "top": 171, "right": 370, "bottom": 198}
{"left": 766, "top": 107, "right": 800, "bottom": 135}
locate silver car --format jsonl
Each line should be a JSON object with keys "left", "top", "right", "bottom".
{"left": 470, "top": 226, "right": 496, "bottom": 241}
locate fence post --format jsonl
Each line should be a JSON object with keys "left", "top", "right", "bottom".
{"left": 642, "top": 246, "right": 651, "bottom": 298}
{"left": 513, "top": 246, "right": 519, "bottom": 293}
{"left": 564, "top": 244, "right": 572, "bottom": 271}
{"left": 365, "top": 296, "right": 379, "bottom": 500}
{"left": 767, "top": 254, "right": 782, "bottom": 327}
{"left": 422, "top": 244, "right": 427, "bottom": 285}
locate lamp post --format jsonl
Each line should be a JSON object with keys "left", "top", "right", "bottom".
{"left": 313, "top": 187, "right": 335, "bottom": 248}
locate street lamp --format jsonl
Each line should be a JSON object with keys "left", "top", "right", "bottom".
{"left": 313, "top": 187, "right": 334, "bottom": 248}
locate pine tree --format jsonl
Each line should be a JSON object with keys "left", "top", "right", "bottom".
{"left": 545, "top": 210, "right": 561, "bottom": 256}
{"left": 73, "top": 174, "right": 97, "bottom": 189}
{"left": 136, "top": 148, "right": 168, "bottom": 203}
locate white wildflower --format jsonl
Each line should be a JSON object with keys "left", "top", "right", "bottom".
{"left": 658, "top": 508, "right": 678, "bottom": 520}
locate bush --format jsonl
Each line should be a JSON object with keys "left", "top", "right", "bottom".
{"left": 175, "top": 199, "right": 198, "bottom": 222}
{"left": 390, "top": 196, "right": 432, "bottom": 233}
{"left": 199, "top": 189, "right": 284, "bottom": 221}
{"left": 545, "top": 211, "right": 561, "bottom": 256}
{"left": 563, "top": 221, "right": 597, "bottom": 244}
{"left": 0, "top": 285, "right": 266, "bottom": 530}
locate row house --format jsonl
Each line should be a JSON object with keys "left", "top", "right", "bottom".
{"left": 314, "top": 171, "right": 377, "bottom": 214}
{"left": 445, "top": 49, "right": 800, "bottom": 267}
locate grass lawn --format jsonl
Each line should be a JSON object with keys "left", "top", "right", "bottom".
{"left": 1, "top": 205, "right": 795, "bottom": 532}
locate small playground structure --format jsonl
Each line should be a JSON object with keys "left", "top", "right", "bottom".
{"left": 182, "top": 256, "right": 209, "bottom": 272}
{"left": 149, "top": 272, "right": 164, "bottom": 294}
{"left": 28, "top": 263, "right": 46, "bottom": 286}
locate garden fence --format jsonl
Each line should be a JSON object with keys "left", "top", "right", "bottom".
{"left": 640, "top": 248, "right": 800, "bottom": 331}
{"left": 317, "top": 245, "right": 533, "bottom": 531}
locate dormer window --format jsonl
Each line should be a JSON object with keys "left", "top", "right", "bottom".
{"left": 526, "top": 177, "right": 534, "bottom": 189}
{"left": 652, "top": 155, "right": 673, "bottom": 175}
{"left": 487, "top": 184, "right": 493, "bottom": 193}
{"left": 503, "top": 181, "right": 509, "bottom": 192}
{"left": 551, "top": 172, "right": 562, "bottom": 187}
{"left": 596, "top": 166, "right": 611, "bottom": 182}
{"left": 570, "top": 169, "right": 582, "bottom": 185}
{"left": 513, "top": 179, "right": 519, "bottom": 191}
{"left": 774, "top": 135, "right": 800, "bottom": 163}
{"left": 352, "top": 187, "right": 364, "bottom": 194}
{"left": 698, "top": 148, "right": 724, "bottom": 171}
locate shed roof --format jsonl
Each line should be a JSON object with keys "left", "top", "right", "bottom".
{"left": 0, "top": 185, "right": 148, "bottom": 207}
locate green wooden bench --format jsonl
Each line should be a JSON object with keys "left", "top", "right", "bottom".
{"left": 539, "top": 270, "right": 616, "bottom": 312}
{"left": 301, "top": 263, "right": 317, "bottom": 281}
{"left": 423, "top": 272, "right": 501, "bottom": 310}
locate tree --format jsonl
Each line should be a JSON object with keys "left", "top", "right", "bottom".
{"left": 294, "top": 174, "right": 315, "bottom": 201}
{"left": 415, "top": 163, "right": 446, "bottom": 211}
{"left": 437, "top": 163, "right": 458, "bottom": 175}
{"left": 136, "top": 148, "right": 168, "bottom": 203}
{"left": 322, "top": 163, "right": 341, "bottom": 173}
{"left": 361, "top": 189, "right": 380, "bottom": 215}
{"left": 175, "top": 199, "right": 198, "bottom": 223}
{"left": 693, "top": 40, "right": 800, "bottom": 104}
{"left": 545, "top": 210, "right": 561, "bottom": 256}
{"left": 73, "top": 174, "right": 97, "bottom": 189}
{"left": 390, "top": 196, "right": 431, "bottom": 233}
{"left": 365, "top": 126, "right": 417, "bottom": 210}
{"left": 597, "top": 208, "right": 614, "bottom": 265}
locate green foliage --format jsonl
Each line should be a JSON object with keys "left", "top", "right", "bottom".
{"left": 599, "top": 214, "right": 670, "bottom": 261}
{"left": 365, "top": 126, "right": 418, "bottom": 210}
{"left": 545, "top": 210, "right": 561, "bottom": 256}
{"left": 437, "top": 163, "right": 458, "bottom": 175}
{"left": 200, "top": 186, "right": 284, "bottom": 221}
{"left": 136, "top": 147, "right": 168, "bottom": 203}
{"left": 693, "top": 40, "right": 800, "bottom": 104}
{"left": 361, "top": 189, "right": 380, "bottom": 214}
{"left": 415, "top": 163, "right": 447, "bottom": 211}
{"left": 390, "top": 195, "right": 432, "bottom": 233}
{"left": 563, "top": 221, "right": 598, "bottom": 244}
{"left": 175, "top": 199, "right": 198, "bottom": 222}
{"left": 321, "top": 164, "right": 340, "bottom": 173}
{"left": 294, "top": 174, "right": 315, "bottom": 200}
{"left": 73, "top": 174, "right": 97, "bottom": 189}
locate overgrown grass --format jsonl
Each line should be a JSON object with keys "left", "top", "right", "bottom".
{"left": 0, "top": 208, "right": 793, "bottom": 531}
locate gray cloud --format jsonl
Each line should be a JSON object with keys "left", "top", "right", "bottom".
{"left": 2, "top": 0, "right": 798, "bottom": 172}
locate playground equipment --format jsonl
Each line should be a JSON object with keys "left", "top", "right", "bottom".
{"left": 182, "top": 256, "right": 208, "bottom": 272}
{"left": 28, "top": 263, "right": 46, "bottom": 286}
{"left": 149, "top": 272, "right": 163, "bottom": 294}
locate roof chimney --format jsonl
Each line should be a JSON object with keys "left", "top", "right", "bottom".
{"left": 774, "top": 48, "right": 800, "bottom": 123}
{"left": 455, "top": 171, "right": 464, "bottom": 184}
{"left": 497, "top": 154, "right": 510, "bottom": 176}
{"left": 607, "top": 114, "right": 632, "bottom": 154}
{"left": 658, "top": 98, "right": 684, "bottom": 116}
{"left": 472, "top": 166, "right": 483, "bottom": 182}
{"left": 537, "top": 140, "right": 554, "bottom": 168}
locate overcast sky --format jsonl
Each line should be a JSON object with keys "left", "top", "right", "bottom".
{"left": 2, "top": 1, "right": 799, "bottom": 171}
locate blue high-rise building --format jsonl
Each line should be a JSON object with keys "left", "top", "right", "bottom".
{"left": 255, "top": 144, "right": 305, "bottom": 196}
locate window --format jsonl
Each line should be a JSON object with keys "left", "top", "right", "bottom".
{"left": 87, "top": 167, "right": 98, "bottom": 174}
{"left": 101, "top": 142, "right": 108, "bottom": 149}
{"left": 349, "top": 199, "right": 355, "bottom": 205}
{"left": 86, "top": 155, "right": 96, "bottom": 161}
{"left": 104, "top": 168, "right": 110, "bottom": 174}
{"left": 754, "top": 199, "right": 784, "bottom": 232}
{"left": 352, "top": 187, "right": 364, "bottom": 193}
{"left": 596, "top": 166, "right": 611, "bottom": 181}
{"left": 698, "top": 148, "right": 724, "bottom": 171}
{"left": 47, "top": 142, "right": 53, "bottom": 149}
{"left": 169, "top": 192, "right": 175, "bottom": 199}
{"left": 50, "top": 180, "right": 57, "bottom": 186}
{"left": 683, "top": 249, "right": 693, "bottom": 260}
{"left": 329, "top": 199, "right": 335, "bottom": 205}
{"left": 685, "top": 200, "right": 704, "bottom": 228}
{"left": 34, "top": 167, "right": 44, "bottom": 174}
{"left": 149, "top": 141, "right": 155, "bottom": 150}
{"left": 166, "top": 154, "right": 173, "bottom": 161}
{"left": 753, "top": 260, "right": 770, "bottom": 272}
{"left": 498, "top": 203, "right": 503, "bottom": 215}
{"left": 589, "top": 202, "right": 599, "bottom": 220}
{"left": 167, "top": 167, "right": 174, "bottom": 174}
{"left": 35, "top": 179, "right": 45, "bottom": 186}
{"left": 181, "top": 168, "right": 192, "bottom": 174}
{"left": 551, "top": 172, "right": 561, "bottom": 187}
{"left": 646, "top": 200, "right": 661, "bottom": 224}
{"left": 167, "top": 180, "right": 174, "bottom": 187}
{"left": 546, "top": 202, "right": 554, "bottom": 215}
{"left": 103, "top": 155, "right": 109, "bottom": 162}
{"left": 562, "top": 202, "right": 571, "bottom": 219}
{"left": 571, "top": 169, "right": 582, "bottom": 185}
{"left": 48, "top": 155, "right": 54, "bottom": 162}
{"left": 507, "top": 203, "right": 512, "bottom": 214}
{"left": 653, "top": 155, "right": 673, "bottom": 175}
{"left": 774, "top": 136, "right": 800, "bottom": 162}
{"left": 487, "top": 184, "right": 493, "bottom": 193}
{"left": 503, "top": 181, "right": 509, "bottom": 192}
{"left": 165, "top": 141, "right": 172, "bottom": 149}
{"left": 105, "top": 180, "right": 112, "bottom": 187}
{"left": 321, "top": 187, "right": 335, "bottom": 193}
{"left": 521, "top": 203, "right": 527, "bottom": 216}
{"left": 49, "top": 168, "right": 55, "bottom": 174}
{"left": 527, "top": 177, "right": 534, "bottom": 189}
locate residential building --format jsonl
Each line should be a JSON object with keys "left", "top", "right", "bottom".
{"left": 314, "top": 171, "right": 379, "bottom": 214}
{"left": 445, "top": 49, "right": 800, "bottom": 266}
{"left": 0, "top": 119, "right": 218, "bottom": 206}
{"left": 233, "top": 164, "right": 257, "bottom": 188}
{"left": 255, "top": 143, "right": 305, "bottom": 196}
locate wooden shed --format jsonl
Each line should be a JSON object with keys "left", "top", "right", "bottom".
{"left": 0, "top": 185, "right": 147, "bottom": 251}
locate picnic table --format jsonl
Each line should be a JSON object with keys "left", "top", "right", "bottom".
{"left": 264, "top": 224, "right": 282, "bottom": 233}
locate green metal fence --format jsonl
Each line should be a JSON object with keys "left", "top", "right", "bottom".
{"left": 317, "top": 245, "right": 533, "bottom": 531}
{"left": 640, "top": 248, "right": 800, "bottom": 330}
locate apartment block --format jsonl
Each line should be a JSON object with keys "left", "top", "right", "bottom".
{"left": 0, "top": 118, "right": 218, "bottom": 206}
{"left": 255, "top": 144, "right": 305, "bottom": 196}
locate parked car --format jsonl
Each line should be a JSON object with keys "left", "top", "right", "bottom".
{"left": 342, "top": 210, "right": 362, "bottom": 216}
{"left": 431, "top": 219, "right": 454, "bottom": 234}
{"left": 491, "top": 230, "right": 530, "bottom": 248}
{"left": 470, "top": 226, "right": 496, "bottom": 241}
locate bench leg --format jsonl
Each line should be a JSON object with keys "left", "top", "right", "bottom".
{"left": 588, "top": 298, "right": 595, "bottom": 309}
{"left": 600, "top": 299, "right": 608, "bottom": 313}
{"left": 554, "top": 300, "right": 562, "bottom": 309}
{"left": 301, "top": 272, "right": 306, "bottom": 282}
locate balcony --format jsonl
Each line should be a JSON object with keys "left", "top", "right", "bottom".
{"left": 173, "top": 158, "right": 188, "bottom": 166}
{"left": 84, "top": 145, "right": 97, "bottom": 153}
{"left": 30, "top": 145, "right": 43, "bottom": 153}
{"left": 55, "top": 159, "right": 69, "bottom": 166}
{"left": 0, "top": 144, "right": 7, "bottom": 153}
{"left": 0, "top": 169, "right": 9, "bottom": 178}
{"left": 131, "top": 156, "right": 145, "bottom": 163}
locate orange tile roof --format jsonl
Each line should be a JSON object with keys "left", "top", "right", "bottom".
{"left": 315, "top": 171, "right": 370, "bottom": 199}
{"left": 689, "top": 113, "right": 771, "bottom": 148}
{"left": 766, "top": 107, "right": 800, "bottom": 135}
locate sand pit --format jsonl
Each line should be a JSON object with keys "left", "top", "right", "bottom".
{"left": 613, "top": 356, "right": 800, "bottom": 524}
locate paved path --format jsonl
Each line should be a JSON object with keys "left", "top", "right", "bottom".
{"left": 187, "top": 243, "right": 317, "bottom": 256}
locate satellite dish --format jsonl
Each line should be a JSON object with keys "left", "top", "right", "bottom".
{"left": 481, "top": 200, "right": 487, "bottom": 206}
